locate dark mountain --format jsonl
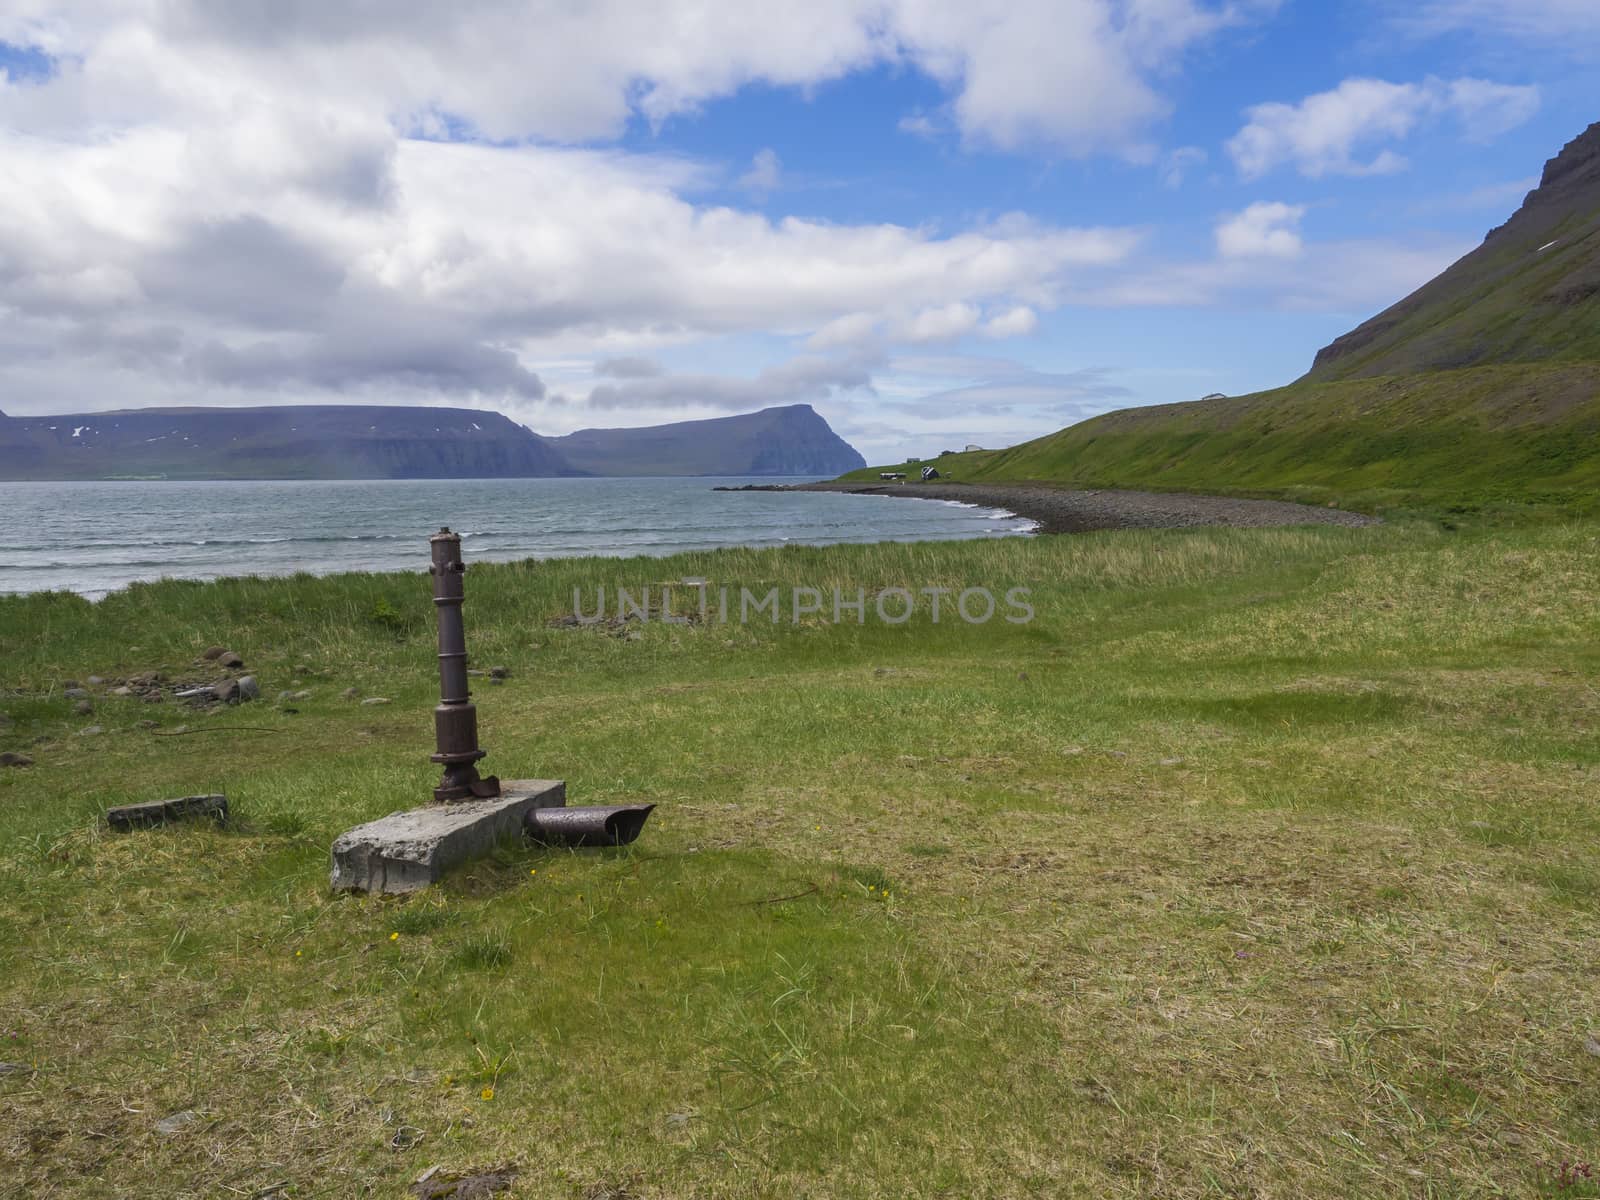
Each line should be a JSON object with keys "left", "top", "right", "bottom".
{"left": 0, "top": 405, "right": 582, "bottom": 480}
{"left": 1310, "top": 121, "right": 1600, "bottom": 379}
{"left": 546, "top": 404, "right": 866, "bottom": 476}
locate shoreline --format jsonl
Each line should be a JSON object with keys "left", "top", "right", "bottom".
{"left": 714, "top": 481, "right": 1380, "bottom": 534}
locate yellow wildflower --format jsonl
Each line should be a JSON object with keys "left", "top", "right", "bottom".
{"left": 389, "top": 932, "right": 399, "bottom": 942}
{"left": 480, "top": 1087, "right": 495, "bottom": 1101}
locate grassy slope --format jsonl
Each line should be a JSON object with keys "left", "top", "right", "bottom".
{"left": 3, "top": 525, "right": 1599, "bottom": 1197}
{"left": 839, "top": 364, "right": 1600, "bottom": 512}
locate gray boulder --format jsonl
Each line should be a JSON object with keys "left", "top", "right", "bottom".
{"left": 237, "top": 675, "right": 260, "bottom": 702}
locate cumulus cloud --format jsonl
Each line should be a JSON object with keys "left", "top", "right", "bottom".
{"left": 1215, "top": 202, "right": 1305, "bottom": 258}
{"left": 981, "top": 306, "right": 1040, "bottom": 338}
{"left": 1226, "top": 76, "right": 1540, "bottom": 179}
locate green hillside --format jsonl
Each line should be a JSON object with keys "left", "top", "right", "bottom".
{"left": 844, "top": 122, "right": 1600, "bottom": 514}
{"left": 962, "top": 364, "right": 1600, "bottom": 510}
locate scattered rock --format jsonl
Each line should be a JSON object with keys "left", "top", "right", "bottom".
{"left": 155, "top": 1110, "right": 199, "bottom": 1136}
{"left": 1159, "top": 757, "right": 1186, "bottom": 767}
{"left": 411, "top": 1166, "right": 517, "bottom": 1199}
{"left": 212, "top": 679, "right": 241, "bottom": 704}
{"left": 489, "top": 666, "right": 510, "bottom": 679}
{"left": 107, "top": 794, "right": 228, "bottom": 832}
{"left": 291, "top": 690, "right": 313, "bottom": 701}
{"left": 624, "top": 630, "right": 642, "bottom": 642}
{"left": 73, "top": 700, "right": 94, "bottom": 716}
{"left": 110, "top": 686, "right": 133, "bottom": 697}
{"left": 218, "top": 651, "right": 245, "bottom": 669}
{"left": 0, "top": 1062, "right": 34, "bottom": 1076}
{"left": 1585, "top": 1035, "right": 1600, "bottom": 1059}
{"left": 77, "top": 726, "right": 104, "bottom": 737}
{"left": 1017, "top": 671, "right": 1029, "bottom": 681}
{"left": 87, "top": 675, "right": 106, "bottom": 686}
{"left": 201, "top": 646, "right": 226, "bottom": 661}
{"left": 237, "top": 675, "right": 260, "bottom": 702}
{"left": 293, "top": 663, "right": 312, "bottom": 675}
{"left": 342, "top": 687, "right": 361, "bottom": 701}
{"left": 62, "top": 679, "right": 80, "bottom": 689}
{"left": 361, "top": 697, "right": 391, "bottom": 706}
{"left": 0, "top": 752, "right": 33, "bottom": 768}
{"left": 63, "top": 687, "right": 89, "bottom": 700}
{"left": 278, "top": 690, "right": 295, "bottom": 704}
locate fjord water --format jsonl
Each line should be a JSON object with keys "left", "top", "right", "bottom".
{"left": 0, "top": 476, "right": 1036, "bottom": 600}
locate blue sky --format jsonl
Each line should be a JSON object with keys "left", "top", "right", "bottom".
{"left": 0, "top": 2, "right": 1595, "bottom": 461}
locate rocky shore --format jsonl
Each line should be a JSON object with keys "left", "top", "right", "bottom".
{"left": 715, "top": 481, "right": 1378, "bottom": 534}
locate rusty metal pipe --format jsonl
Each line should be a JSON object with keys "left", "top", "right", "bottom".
{"left": 428, "top": 527, "right": 499, "bottom": 803}
{"left": 525, "top": 804, "right": 655, "bottom": 848}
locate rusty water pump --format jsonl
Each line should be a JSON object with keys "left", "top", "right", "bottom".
{"left": 425, "top": 528, "right": 653, "bottom": 847}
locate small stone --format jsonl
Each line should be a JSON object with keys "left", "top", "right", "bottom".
{"left": 1585, "top": 1035, "right": 1600, "bottom": 1059}
{"left": 110, "top": 686, "right": 132, "bottom": 697}
{"left": 1017, "top": 671, "right": 1029, "bottom": 681}
{"left": 278, "top": 690, "right": 295, "bottom": 703}
{"left": 218, "top": 651, "right": 245, "bottom": 669}
{"left": 361, "top": 697, "right": 390, "bottom": 706}
{"left": 293, "top": 663, "right": 312, "bottom": 675}
{"left": 212, "top": 679, "right": 240, "bottom": 703}
{"left": 624, "top": 630, "right": 642, "bottom": 642}
{"left": 291, "top": 690, "right": 312, "bottom": 701}
{"left": 0, "top": 1062, "right": 33, "bottom": 1076}
{"left": 342, "top": 687, "right": 360, "bottom": 701}
{"left": 74, "top": 700, "right": 94, "bottom": 716}
{"left": 1159, "top": 757, "right": 1186, "bottom": 767}
{"left": 107, "top": 794, "right": 227, "bottom": 832}
{"left": 155, "top": 1110, "right": 198, "bottom": 1136}
{"left": 77, "top": 725, "right": 104, "bottom": 737}
{"left": 489, "top": 666, "right": 510, "bottom": 679}
{"left": 87, "top": 675, "right": 105, "bottom": 686}
{"left": 63, "top": 687, "right": 89, "bottom": 700}
{"left": 62, "top": 679, "right": 80, "bottom": 689}
{"left": 0, "top": 752, "right": 33, "bottom": 768}
{"left": 201, "top": 646, "right": 226, "bottom": 661}
{"left": 137, "top": 720, "right": 158, "bottom": 730}
{"left": 236, "top": 675, "right": 260, "bottom": 702}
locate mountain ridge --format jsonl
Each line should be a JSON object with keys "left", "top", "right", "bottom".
{"left": 546, "top": 404, "right": 866, "bottom": 477}
{"left": 0, "top": 401, "right": 866, "bottom": 481}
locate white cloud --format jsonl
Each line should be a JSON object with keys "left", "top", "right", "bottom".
{"left": 1215, "top": 202, "right": 1306, "bottom": 258}
{"left": 1396, "top": 0, "right": 1600, "bottom": 50}
{"left": 981, "top": 306, "right": 1040, "bottom": 337}
{"left": 1226, "top": 76, "right": 1540, "bottom": 180}
{"left": 738, "top": 147, "right": 782, "bottom": 194}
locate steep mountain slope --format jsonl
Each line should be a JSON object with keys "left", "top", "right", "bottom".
{"left": 546, "top": 404, "right": 866, "bottom": 476}
{"left": 0, "top": 405, "right": 582, "bottom": 480}
{"left": 1311, "top": 122, "right": 1600, "bottom": 379}
{"left": 930, "top": 121, "right": 1600, "bottom": 510}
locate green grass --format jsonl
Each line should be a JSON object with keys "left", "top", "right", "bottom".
{"left": 842, "top": 364, "right": 1600, "bottom": 515}
{"left": 2, "top": 522, "right": 1599, "bottom": 1197}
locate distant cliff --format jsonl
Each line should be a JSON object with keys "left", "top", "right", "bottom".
{"left": 0, "top": 405, "right": 582, "bottom": 480}
{"left": 0, "top": 401, "right": 867, "bottom": 480}
{"left": 546, "top": 404, "right": 866, "bottom": 476}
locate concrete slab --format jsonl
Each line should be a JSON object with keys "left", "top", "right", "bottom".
{"left": 107, "top": 794, "right": 228, "bottom": 831}
{"left": 330, "top": 780, "right": 565, "bottom": 894}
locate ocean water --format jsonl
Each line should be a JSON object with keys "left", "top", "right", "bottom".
{"left": 0, "top": 476, "right": 1036, "bottom": 600}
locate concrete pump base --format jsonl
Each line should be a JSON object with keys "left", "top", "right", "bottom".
{"left": 330, "top": 780, "right": 565, "bottom": 894}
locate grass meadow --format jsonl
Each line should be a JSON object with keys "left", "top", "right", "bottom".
{"left": 1, "top": 519, "right": 1598, "bottom": 1198}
